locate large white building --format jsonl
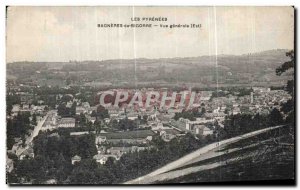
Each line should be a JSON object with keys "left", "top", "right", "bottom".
{"left": 58, "top": 118, "right": 76, "bottom": 128}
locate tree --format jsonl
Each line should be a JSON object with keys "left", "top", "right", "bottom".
{"left": 276, "top": 50, "right": 294, "bottom": 95}
{"left": 91, "top": 110, "right": 97, "bottom": 117}
{"left": 57, "top": 103, "right": 69, "bottom": 117}
{"left": 276, "top": 50, "right": 294, "bottom": 127}
{"left": 6, "top": 94, "right": 21, "bottom": 115}
{"left": 94, "top": 119, "right": 103, "bottom": 134}
{"left": 70, "top": 102, "right": 76, "bottom": 116}
{"left": 200, "top": 107, "right": 206, "bottom": 115}
{"left": 269, "top": 108, "right": 284, "bottom": 126}
{"left": 96, "top": 105, "right": 109, "bottom": 119}
{"left": 78, "top": 113, "right": 87, "bottom": 127}
{"left": 87, "top": 121, "right": 94, "bottom": 133}
{"left": 31, "top": 113, "right": 37, "bottom": 126}
{"left": 142, "top": 115, "right": 148, "bottom": 122}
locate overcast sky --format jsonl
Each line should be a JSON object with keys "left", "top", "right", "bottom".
{"left": 6, "top": 6, "right": 294, "bottom": 62}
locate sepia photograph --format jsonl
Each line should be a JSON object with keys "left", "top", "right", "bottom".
{"left": 5, "top": 6, "right": 295, "bottom": 185}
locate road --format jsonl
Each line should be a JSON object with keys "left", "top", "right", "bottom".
{"left": 125, "top": 125, "right": 286, "bottom": 184}
{"left": 15, "top": 111, "right": 50, "bottom": 156}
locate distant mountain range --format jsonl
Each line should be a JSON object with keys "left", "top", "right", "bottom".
{"left": 7, "top": 49, "right": 293, "bottom": 88}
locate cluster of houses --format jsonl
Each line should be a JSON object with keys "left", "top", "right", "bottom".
{"left": 71, "top": 130, "right": 154, "bottom": 165}
{"left": 71, "top": 145, "right": 151, "bottom": 165}
{"left": 41, "top": 110, "right": 76, "bottom": 130}
{"left": 11, "top": 104, "right": 47, "bottom": 117}
{"left": 192, "top": 88, "right": 291, "bottom": 122}
{"left": 7, "top": 86, "right": 293, "bottom": 170}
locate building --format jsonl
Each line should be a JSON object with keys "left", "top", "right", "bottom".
{"left": 99, "top": 130, "right": 154, "bottom": 145}
{"left": 199, "top": 91, "right": 213, "bottom": 101}
{"left": 11, "top": 104, "right": 20, "bottom": 116}
{"left": 194, "top": 125, "right": 205, "bottom": 135}
{"left": 159, "top": 128, "right": 182, "bottom": 142}
{"left": 19, "top": 147, "right": 34, "bottom": 160}
{"left": 71, "top": 155, "right": 81, "bottom": 165}
{"left": 20, "top": 93, "right": 34, "bottom": 104}
{"left": 6, "top": 157, "right": 14, "bottom": 173}
{"left": 82, "top": 102, "right": 90, "bottom": 109}
{"left": 58, "top": 117, "right": 76, "bottom": 128}
{"left": 203, "top": 126, "right": 214, "bottom": 136}
{"left": 43, "top": 111, "right": 57, "bottom": 128}
{"left": 93, "top": 154, "right": 118, "bottom": 165}
{"left": 194, "top": 125, "right": 214, "bottom": 136}
{"left": 107, "top": 147, "right": 132, "bottom": 157}
{"left": 95, "top": 136, "right": 107, "bottom": 147}
{"left": 31, "top": 105, "right": 46, "bottom": 115}
{"left": 151, "top": 122, "right": 167, "bottom": 131}
{"left": 86, "top": 115, "right": 96, "bottom": 124}
{"left": 88, "top": 106, "right": 97, "bottom": 114}
{"left": 76, "top": 106, "right": 86, "bottom": 115}
{"left": 127, "top": 113, "right": 139, "bottom": 120}
{"left": 104, "top": 118, "right": 110, "bottom": 123}
{"left": 93, "top": 154, "right": 107, "bottom": 164}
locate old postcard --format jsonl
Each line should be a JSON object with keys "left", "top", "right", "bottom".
{"left": 6, "top": 6, "right": 295, "bottom": 185}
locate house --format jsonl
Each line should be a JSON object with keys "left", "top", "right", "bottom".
{"left": 19, "top": 147, "right": 34, "bottom": 160}
{"left": 203, "top": 126, "right": 214, "bottom": 136}
{"left": 159, "top": 128, "right": 181, "bottom": 142}
{"left": 168, "top": 107, "right": 182, "bottom": 114}
{"left": 131, "top": 146, "right": 150, "bottom": 152}
{"left": 148, "top": 111, "right": 157, "bottom": 120}
{"left": 6, "top": 157, "right": 14, "bottom": 173}
{"left": 232, "top": 107, "right": 241, "bottom": 115}
{"left": 157, "top": 114, "right": 173, "bottom": 124}
{"left": 194, "top": 125, "right": 214, "bottom": 136}
{"left": 93, "top": 154, "right": 107, "bottom": 165}
{"left": 66, "top": 101, "right": 73, "bottom": 108}
{"left": 31, "top": 105, "right": 46, "bottom": 115}
{"left": 193, "top": 125, "right": 205, "bottom": 135}
{"left": 151, "top": 122, "right": 164, "bottom": 131}
{"left": 70, "top": 131, "right": 91, "bottom": 136}
{"left": 104, "top": 118, "right": 110, "bottom": 124}
{"left": 71, "top": 155, "right": 81, "bottom": 165}
{"left": 101, "top": 130, "right": 155, "bottom": 145}
{"left": 76, "top": 106, "right": 86, "bottom": 115}
{"left": 138, "top": 124, "right": 148, "bottom": 129}
{"left": 23, "top": 104, "right": 30, "bottom": 109}
{"left": 178, "top": 118, "right": 192, "bottom": 130}
{"left": 96, "top": 146, "right": 106, "bottom": 154}
{"left": 107, "top": 107, "right": 120, "bottom": 117}
{"left": 127, "top": 113, "right": 139, "bottom": 120}
{"left": 82, "top": 102, "right": 90, "bottom": 109}
{"left": 37, "top": 100, "right": 44, "bottom": 105}
{"left": 95, "top": 136, "right": 107, "bottom": 147}
{"left": 169, "top": 119, "right": 189, "bottom": 132}
{"left": 86, "top": 115, "right": 96, "bottom": 124}
{"left": 195, "top": 117, "right": 214, "bottom": 124}
{"left": 43, "top": 111, "right": 57, "bottom": 128}
{"left": 11, "top": 104, "right": 20, "bottom": 116}
{"left": 88, "top": 106, "right": 97, "bottom": 114}
{"left": 58, "top": 118, "right": 76, "bottom": 128}
{"left": 198, "top": 91, "right": 212, "bottom": 101}
{"left": 20, "top": 93, "right": 34, "bottom": 104}
{"left": 93, "top": 154, "right": 118, "bottom": 165}
{"left": 107, "top": 147, "right": 133, "bottom": 157}
{"left": 213, "top": 107, "right": 220, "bottom": 114}
{"left": 45, "top": 179, "right": 57, "bottom": 184}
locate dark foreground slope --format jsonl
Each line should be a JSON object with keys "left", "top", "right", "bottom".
{"left": 125, "top": 125, "right": 294, "bottom": 184}
{"left": 159, "top": 126, "right": 294, "bottom": 184}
